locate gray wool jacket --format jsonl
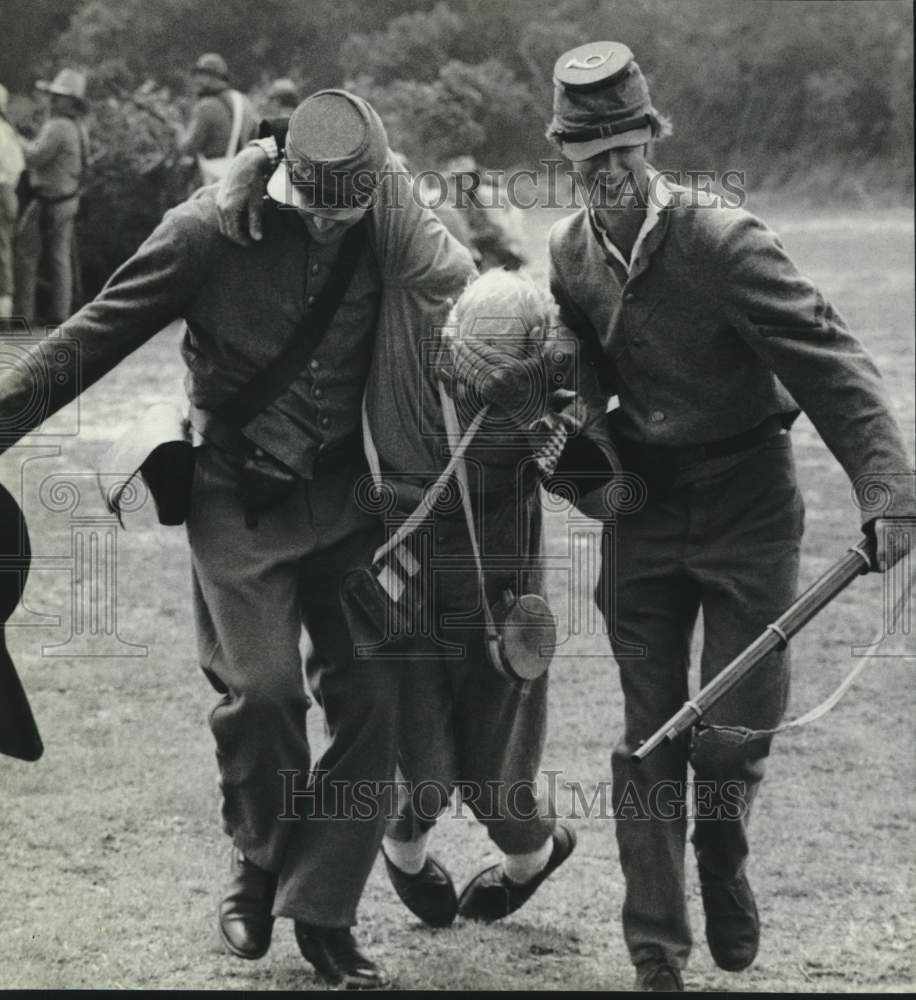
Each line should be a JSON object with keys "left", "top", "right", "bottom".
{"left": 0, "top": 159, "right": 475, "bottom": 481}
{"left": 548, "top": 185, "right": 915, "bottom": 520}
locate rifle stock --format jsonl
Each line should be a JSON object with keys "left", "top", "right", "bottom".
{"left": 632, "top": 539, "right": 873, "bottom": 763}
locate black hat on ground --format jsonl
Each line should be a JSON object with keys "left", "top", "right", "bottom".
{"left": 0, "top": 480, "right": 42, "bottom": 761}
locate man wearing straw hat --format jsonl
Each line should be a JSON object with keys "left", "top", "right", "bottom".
{"left": 13, "top": 68, "right": 89, "bottom": 326}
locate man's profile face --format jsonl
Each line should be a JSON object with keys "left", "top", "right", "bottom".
{"left": 575, "top": 142, "right": 649, "bottom": 210}
{"left": 294, "top": 203, "right": 367, "bottom": 245}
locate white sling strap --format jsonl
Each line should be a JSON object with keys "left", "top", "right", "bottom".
{"left": 225, "top": 89, "right": 245, "bottom": 158}
{"left": 360, "top": 392, "right": 489, "bottom": 600}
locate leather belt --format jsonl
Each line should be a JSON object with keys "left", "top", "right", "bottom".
{"left": 615, "top": 414, "right": 787, "bottom": 475}
{"left": 189, "top": 404, "right": 363, "bottom": 475}
{"left": 666, "top": 414, "right": 786, "bottom": 467}
{"left": 188, "top": 405, "right": 253, "bottom": 460}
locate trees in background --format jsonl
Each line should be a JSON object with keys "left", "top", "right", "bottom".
{"left": 1, "top": 0, "right": 910, "bottom": 293}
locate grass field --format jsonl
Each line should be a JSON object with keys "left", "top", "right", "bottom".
{"left": 0, "top": 202, "right": 913, "bottom": 991}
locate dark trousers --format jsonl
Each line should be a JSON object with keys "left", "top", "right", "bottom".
{"left": 598, "top": 435, "right": 803, "bottom": 968}
{"left": 0, "top": 184, "right": 16, "bottom": 302}
{"left": 386, "top": 487, "right": 556, "bottom": 854}
{"left": 187, "top": 443, "right": 399, "bottom": 928}
{"left": 14, "top": 196, "right": 79, "bottom": 324}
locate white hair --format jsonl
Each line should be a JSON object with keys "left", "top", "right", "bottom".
{"left": 446, "top": 269, "right": 557, "bottom": 347}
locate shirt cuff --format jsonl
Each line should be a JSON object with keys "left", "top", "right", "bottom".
{"left": 248, "top": 136, "right": 280, "bottom": 167}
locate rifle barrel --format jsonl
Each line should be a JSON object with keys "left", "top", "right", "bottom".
{"left": 632, "top": 541, "right": 872, "bottom": 762}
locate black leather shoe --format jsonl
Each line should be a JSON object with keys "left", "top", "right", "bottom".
{"left": 217, "top": 848, "right": 278, "bottom": 960}
{"left": 457, "top": 823, "right": 576, "bottom": 922}
{"left": 294, "top": 923, "right": 390, "bottom": 990}
{"left": 634, "top": 959, "right": 685, "bottom": 992}
{"left": 699, "top": 866, "right": 760, "bottom": 971}
{"left": 383, "top": 850, "right": 458, "bottom": 927}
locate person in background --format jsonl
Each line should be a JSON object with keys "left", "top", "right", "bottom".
{"left": 417, "top": 156, "right": 527, "bottom": 272}
{"left": 445, "top": 156, "right": 527, "bottom": 272}
{"left": 13, "top": 69, "right": 89, "bottom": 326}
{"left": 262, "top": 77, "right": 300, "bottom": 119}
{"left": 0, "top": 83, "right": 24, "bottom": 322}
{"left": 179, "top": 53, "right": 258, "bottom": 185}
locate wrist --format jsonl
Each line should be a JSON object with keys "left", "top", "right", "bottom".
{"left": 247, "top": 136, "right": 279, "bottom": 169}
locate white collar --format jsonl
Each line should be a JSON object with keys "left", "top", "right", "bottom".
{"left": 592, "top": 167, "right": 673, "bottom": 273}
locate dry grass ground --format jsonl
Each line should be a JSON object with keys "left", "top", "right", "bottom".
{"left": 0, "top": 201, "right": 913, "bottom": 991}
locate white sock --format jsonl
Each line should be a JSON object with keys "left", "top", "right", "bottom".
{"left": 503, "top": 836, "right": 554, "bottom": 885}
{"left": 382, "top": 831, "right": 430, "bottom": 876}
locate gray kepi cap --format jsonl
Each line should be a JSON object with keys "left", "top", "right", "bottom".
{"left": 548, "top": 41, "right": 654, "bottom": 159}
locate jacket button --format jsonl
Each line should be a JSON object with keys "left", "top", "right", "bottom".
{"left": 649, "top": 410, "right": 666, "bottom": 423}
{"left": 310, "top": 263, "right": 320, "bottom": 275}
{"left": 623, "top": 291, "right": 637, "bottom": 302}
{"left": 320, "top": 416, "right": 330, "bottom": 428}
{"left": 309, "top": 359, "right": 320, "bottom": 371}
{"left": 254, "top": 447, "right": 264, "bottom": 457}
{"left": 314, "top": 386, "right": 324, "bottom": 399}
{"left": 307, "top": 294, "right": 317, "bottom": 306}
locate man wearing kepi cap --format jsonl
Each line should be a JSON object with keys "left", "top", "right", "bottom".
{"left": 179, "top": 53, "right": 258, "bottom": 183}
{"left": 0, "top": 89, "right": 474, "bottom": 989}
{"left": 539, "top": 40, "right": 915, "bottom": 991}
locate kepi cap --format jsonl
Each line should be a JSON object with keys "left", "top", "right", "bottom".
{"left": 193, "top": 53, "right": 229, "bottom": 81}
{"left": 267, "top": 89, "right": 389, "bottom": 211}
{"left": 548, "top": 41, "right": 653, "bottom": 159}
{"left": 267, "top": 78, "right": 299, "bottom": 105}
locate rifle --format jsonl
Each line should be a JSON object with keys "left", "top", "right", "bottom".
{"left": 632, "top": 537, "right": 875, "bottom": 763}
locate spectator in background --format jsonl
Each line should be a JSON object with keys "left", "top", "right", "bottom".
{"left": 0, "top": 83, "right": 25, "bottom": 322}
{"left": 262, "top": 78, "right": 300, "bottom": 118}
{"left": 13, "top": 69, "right": 89, "bottom": 326}
{"left": 433, "top": 156, "right": 527, "bottom": 272}
{"left": 179, "top": 53, "right": 258, "bottom": 185}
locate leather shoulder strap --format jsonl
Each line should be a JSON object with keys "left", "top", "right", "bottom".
{"left": 216, "top": 217, "right": 368, "bottom": 427}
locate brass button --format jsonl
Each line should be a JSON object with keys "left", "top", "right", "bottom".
{"left": 310, "top": 263, "right": 320, "bottom": 275}
{"left": 307, "top": 294, "right": 317, "bottom": 307}
{"left": 649, "top": 410, "right": 666, "bottom": 423}
{"left": 314, "top": 387, "right": 324, "bottom": 399}
{"left": 320, "top": 416, "right": 330, "bottom": 428}
{"left": 309, "top": 359, "right": 320, "bottom": 371}
{"left": 623, "top": 291, "right": 637, "bottom": 302}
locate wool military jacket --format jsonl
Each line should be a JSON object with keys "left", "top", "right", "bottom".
{"left": 0, "top": 158, "right": 475, "bottom": 479}
{"left": 548, "top": 186, "right": 915, "bottom": 519}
